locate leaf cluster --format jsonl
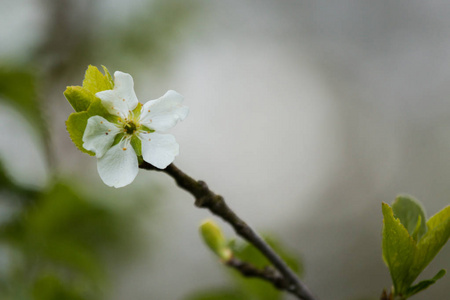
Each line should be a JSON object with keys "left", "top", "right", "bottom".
{"left": 382, "top": 195, "right": 450, "bottom": 299}
{"left": 64, "top": 65, "right": 116, "bottom": 156}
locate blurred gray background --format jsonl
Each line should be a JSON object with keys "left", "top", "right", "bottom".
{"left": 1, "top": 0, "right": 449, "bottom": 299}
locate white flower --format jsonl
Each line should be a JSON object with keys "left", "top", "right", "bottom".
{"left": 82, "top": 71, "right": 189, "bottom": 188}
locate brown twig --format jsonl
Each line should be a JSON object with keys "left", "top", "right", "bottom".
{"left": 140, "top": 162, "right": 318, "bottom": 300}
{"left": 226, "top": 257, "right": 288, "bottom": 289}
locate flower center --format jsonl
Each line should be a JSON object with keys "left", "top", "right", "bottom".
{"left": 124, "top": 120, "right": 138, "bottom": 134}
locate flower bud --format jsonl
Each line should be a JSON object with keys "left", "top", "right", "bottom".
{"left": 200, "top": 219, "right": 232, "bottom": 261}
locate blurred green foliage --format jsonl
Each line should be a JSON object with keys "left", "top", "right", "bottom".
{"left": 0, "top": 65, "right": 144, "bottom": 299}
{"left": 96, "top": 0, "right": 201, "bottom": 67}
{"left": 0, "top": 68, "right": 45, "bottom": 138}
{"left": 0, "top": 1, "right": 204, "bottom": 298}
{"left": 0, "top": 163, "right": 142, "bottom": 300}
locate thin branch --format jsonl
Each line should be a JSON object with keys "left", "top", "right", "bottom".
{"left": 140, "top": 162, "right": 318, "bottom": 300}
{"left": 226, "top": 257, "right": 288, "bottom": 290}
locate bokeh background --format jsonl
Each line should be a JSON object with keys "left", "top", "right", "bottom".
{"left": 1, "top": 0, "right": 449, "bottom": 299}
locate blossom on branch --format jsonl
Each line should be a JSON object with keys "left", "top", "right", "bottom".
{"left": 82, "top": 71, "right": 188, "bottom": 188}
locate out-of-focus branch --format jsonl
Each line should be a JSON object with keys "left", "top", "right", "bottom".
{"left": 226, "top": 257, "right": 288, "bottom": 290}
{"left": 140, "top": 162, "right": 318, "bottom": 300}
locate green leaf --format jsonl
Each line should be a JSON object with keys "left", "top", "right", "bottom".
{"left": 66, "top": 112, "right": 93, "bottom": 155}
{"left": 66, "top": 98, "right": 119, "bottom": 156}
{"left": 392, "top": 195, "right": 427, "bottom": 241}
{"left": 65, "top": 65, "right": 120, "bottom": 155}
{"left": 404, "top": 269, "right": 446, "bottom": 298}
{"left": 102, "top": 65, "right": 114, "bottom": 88}
{"left": 414, "top": 205, "right": 450, "bottom": 280}
{"left": 63, "top": 86, "right": 95, "bottom": 112}
{"left": 381, "top": 202, "right": 417, "bottom": 295}
{"left": 82, "top": 65, "right": 113, "bottom": 94}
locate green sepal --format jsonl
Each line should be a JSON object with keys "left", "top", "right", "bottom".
{"left": 112, "top": 133, "right": 125, "bottom": 147}
{"left": 141, "top": 125, "right": 155, "bottom": 133}
{"left": 404, "top": 269, "right": 446, "bottom": 298}
{"left": 66, "top": 98, "right": 119, "bottom": 156}
{"left": 392, "top": 195, "right": 427, "bottom": 241}
{"left": 82, "top": 65, "right": 114, "bottom": 94}
{"left": 130, "top": 135, "right": 142, "bottom": 157}
{"left": 64, "top": 86, "right": 96, "bottom": 112}
{"left": 200, "top": 219, "right": 232, "bottom": 261}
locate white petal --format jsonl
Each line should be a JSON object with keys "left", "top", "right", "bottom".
{"left": 97, "top": 142, "right": 139, "bottom": 188}
{"left": 82, "top": 116, "right": 121, "bottom": 158}
{"left": 140, "top": 132, "right": 179, "bottom": 169}
{"left": 95, "top": 71, "right": 138, "bottom": 118}
{"left": 113, "top": 71, "right": 138, "bottom": 111}
{"left": 140, "top": 90, "right": 189, "bottom": 131}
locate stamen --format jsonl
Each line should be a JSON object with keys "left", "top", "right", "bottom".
{"left": 148, "top": 109, "right": 151, "bottom": 112}
{"left": 105, "top": 132, "right": 108, "bottom": 135}
{"left": 122, "top": 147, "right": 127, "bottom": 151}
{"left": 122, "top": 98, "right": 126, "bottom": 102}
{"left": 108, "top": 129, "right": 111, "bottom": 132}
{"left": 100, "top": 121, "right": 103, "bottom": 124}
{"left": 148, "top": 138, "right": 151, "bottom": 141}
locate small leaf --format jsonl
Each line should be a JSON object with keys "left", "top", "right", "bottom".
{"left": 414, "top": 205, "right": 450, "bottom": 279}
{"left": 200, "top": 219, "right": 232, "bottom": 261}
{"left": 381, "top": 202, "right": 417, "bottom": 295}
{"left": 101, "top": 65, "right": 114, "bottom": 88}
{"left": 66, "top": 112, "right": 94, "bottom": 156}
{"left": 66, "top": 98, "right": 118, "bottom": 155}
{"left": 404, "top": 269, "right": 446, "bottom": 298}
{"left": 64, "top": 86, "right": 95, "bottom": 112}
{"left": 86, "top": 98, "right": 117, "bottom": 122}
{"left": 82, "top": 65, "right": 113, "bottom": 94}
{"left": 392, "top": 195, "right": 427, "bottom": 241}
